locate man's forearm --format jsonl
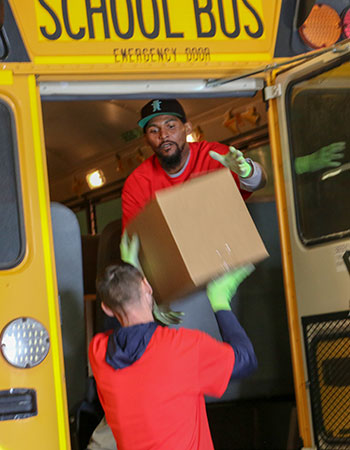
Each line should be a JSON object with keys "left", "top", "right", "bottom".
{"left": 215, "top": 309, "right": 257, "bottom": 379}
{"left": 239, "top": 160, "right": 267, "bottom": 192}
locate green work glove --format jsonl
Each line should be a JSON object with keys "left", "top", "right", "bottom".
{"left": 152, "top": 303, "right": 184, "bottom": 326}
{"left": 120, "top": 231, "right": 142, "bottom": 272}
{"left": 206, "top": 264, "right": 255, "bottom": 312}
{"left": 120, "top": 232, "right": 184, "bottom": 325}
{"left": 209, "top": 146, "right": 252, "bottom": 178}
{"left": 294, "top": 141, "right": 345, "bottom": 175}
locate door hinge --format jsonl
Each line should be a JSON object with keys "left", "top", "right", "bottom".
{"left": 263, "top": 83, "right": 282, "bottom": 101}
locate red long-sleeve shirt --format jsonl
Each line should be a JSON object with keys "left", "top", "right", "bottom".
{"left": 122, "top": 141, "right": 252, "bottom": 230}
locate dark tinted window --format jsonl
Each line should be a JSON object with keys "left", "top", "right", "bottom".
{"left": 96, "top": 198, "right": 122, "bottom": 233}
{"left": 0, "top": 101, "right": 24, "bottom": 268}
{"left": 288, "top": 68, "right": 350, "bottom": 245}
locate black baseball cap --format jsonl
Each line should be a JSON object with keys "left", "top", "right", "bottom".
{"left": 138, "top": 99, "right": 187, "bottom": 129}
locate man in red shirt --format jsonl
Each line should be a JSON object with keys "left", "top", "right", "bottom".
{"left": 89, "top": 262, "right": 257, "bottom": 450}
{"left": 122, "top": 98, "right": 266, "bottom": 230}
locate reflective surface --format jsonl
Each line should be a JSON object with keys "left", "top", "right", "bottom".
{"left": 288, "top": 64, "right": 350, "bottom": 245}
{"left": 1, "top": 318, "right": 50, "bottom": 368}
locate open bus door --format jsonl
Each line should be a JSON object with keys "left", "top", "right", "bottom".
{"left": 266, "top": 41, "right": 350, "bottom": 449}
{"left": 0, "top": 73, "right": 70, "bottom": 448}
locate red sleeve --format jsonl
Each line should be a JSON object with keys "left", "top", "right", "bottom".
{"left": 121, "top": 174, "right": 148, "bottom": 231}
{"left": 193, "top": 330, "right": 235, "bottom": 398}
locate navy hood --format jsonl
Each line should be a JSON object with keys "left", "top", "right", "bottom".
{"left": 106, "top": 322, "right": 158, "bottom": 370}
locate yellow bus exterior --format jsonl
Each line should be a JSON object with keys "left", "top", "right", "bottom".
{"left": 1, "top": 1, "right": 349, "bottom": 449}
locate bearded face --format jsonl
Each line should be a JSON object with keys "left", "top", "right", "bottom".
{"left": 144, "top": 115, "right": 191, "bottom": 173}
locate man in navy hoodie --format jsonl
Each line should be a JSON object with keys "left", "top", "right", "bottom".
{"left": 89, "top": 257, "right": 257, "bottom": 450}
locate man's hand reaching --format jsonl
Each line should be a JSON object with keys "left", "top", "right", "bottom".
{"left": 120, "top": 231, "right": 184, "bottom": 325}
{"left": 120, "top": 231, "right": 142, "bottom": 272}
{"left": 294, "top": 141, "right": 346, "bottom": 175}
{"left": 209, "top": 146, "right": 253, "bottom": 178}
{"left": 152, "top": 303, "right": 184, "bottom": 326}
{"left": 206, "top": 265, "right": 255, "bottom": 312}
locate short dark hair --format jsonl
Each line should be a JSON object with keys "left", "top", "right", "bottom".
{"left": 96, "top": 263, "right": 143, "bottom": 312}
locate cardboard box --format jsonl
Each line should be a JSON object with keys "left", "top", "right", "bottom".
{"left": 127, "top": 168, "right": 268, "bottom": 303}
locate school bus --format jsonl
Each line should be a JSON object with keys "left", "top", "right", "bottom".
{"left": 0, "top": 0, "right": 349, "bottom": 449}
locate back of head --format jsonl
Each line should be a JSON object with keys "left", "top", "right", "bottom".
{"left": 96, "top": 263, "right": 143, "bottom": 313}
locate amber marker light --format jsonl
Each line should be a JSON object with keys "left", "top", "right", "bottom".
{"left": 299, "top": 4, "right": 342, "bottom": 49}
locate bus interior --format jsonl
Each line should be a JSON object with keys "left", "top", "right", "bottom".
{"left": 40, "top": 86, "right": 297, "bottom": 450}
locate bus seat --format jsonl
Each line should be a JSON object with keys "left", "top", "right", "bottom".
{"left": 51, "top": 202, "right": 104, "bottom": 449}
{"left": 95, "top": 219, "right": 123, "bottom": 334}
{"left": 50, "top": 202, "right": 87, "bottom": 413}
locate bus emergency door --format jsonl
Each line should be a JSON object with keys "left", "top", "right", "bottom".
{"left": 0, "top": 72, "right": 70, "bottom": 449}
{"left": 267, "top": 41, "right": 350, "bottom": 450}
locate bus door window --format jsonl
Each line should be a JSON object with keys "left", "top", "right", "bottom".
{"left": 287, "top": 64, "right": 350, "bottom": 246}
